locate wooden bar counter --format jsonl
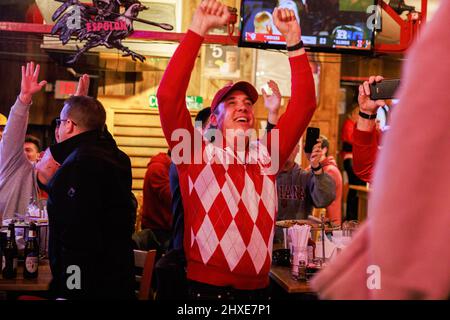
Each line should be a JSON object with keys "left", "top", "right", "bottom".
{"left": 270, "top": 265, "right": 314, "bottom": 294}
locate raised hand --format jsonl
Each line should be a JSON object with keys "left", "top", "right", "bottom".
{"left": 74, "top": 74, "right": 90, "bottom": 96}
{"left": 309, "top": 140, "right": 322, "bottom": 171}
{"left": 262, "top": 80, "right": 282, "bottom": 114}
{"left": 189, "top": 0, "right": 231, "bottom": 37}
{"left": 19, "top": 62, "right": 47, "bottom": 105}
{"left": 358, "top": 75, "right": 386, "bottom": 115}
{"left": 273, "top": 7, "right": 301, "bottom": 47}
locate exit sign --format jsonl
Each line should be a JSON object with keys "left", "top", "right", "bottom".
{"left": 55, "top": 80, "right": 78, "bottom": 99}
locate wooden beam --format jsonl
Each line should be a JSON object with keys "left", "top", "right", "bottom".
{"left": 0, "top": 22, "right": 239, "bottom": 45}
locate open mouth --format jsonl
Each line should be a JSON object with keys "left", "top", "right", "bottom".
{"left": 234, "top": 117, "right": 249, "bottom": 123}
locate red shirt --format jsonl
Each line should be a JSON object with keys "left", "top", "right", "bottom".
{"left": 340, "top": 117, "right": 356, "bottom": 159}
{"left": 141, "top": 153, "right": 172, "bottom": 231}
{"left": 157, "top": 30, "right": 316, "bottom": 289}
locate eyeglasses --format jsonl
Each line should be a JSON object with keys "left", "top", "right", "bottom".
{"left": 56, "top": 118, "right": 77, "bottom": 127}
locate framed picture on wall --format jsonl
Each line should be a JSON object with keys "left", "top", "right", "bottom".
{"left": 134, "top": 0, "right": 182, "bottom": 32}
{"left": 255, "top": 50, "right": 321, "bottom": 102}
{"left": 203, "top": 45, "right": 241, "bottom": 79}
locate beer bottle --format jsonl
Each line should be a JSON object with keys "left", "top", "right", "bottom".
{"left": 24, "top": 222, "right": 39, "bottom": 279}
{"left": 2, "top": 223, "right": 18, "bottom": 279}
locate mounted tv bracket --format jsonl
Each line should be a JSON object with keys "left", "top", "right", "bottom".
{"left": 375, "top": 0, "right": 427, "bottom": 53}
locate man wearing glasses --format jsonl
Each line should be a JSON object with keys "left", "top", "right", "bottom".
{"left": 43, "top": 97, "right": 136, "bottom": 299}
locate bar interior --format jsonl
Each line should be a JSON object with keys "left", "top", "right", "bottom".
{"left": 0, "top": 0, "right": 449, "bottom": 302}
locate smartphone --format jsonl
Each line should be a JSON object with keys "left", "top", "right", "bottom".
{"left": 304, "top": 127, "right": 320, "bottom": 154}
{"left": 370, "top": 79, "right": 401, "bottom": 100}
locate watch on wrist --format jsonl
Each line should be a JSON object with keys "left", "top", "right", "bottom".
{"left": 311, "top": 163, "right": 322, "bottom": 172}
{"left": 359, "top": 111, "right": 377, "bottom": 120}
{"left": 286, "top": 40, "right": 304, "bottom": 52}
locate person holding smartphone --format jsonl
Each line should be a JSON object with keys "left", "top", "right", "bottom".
{"left": 352, "top": 75, "right": 386, "bottom": 183}
{"left": 274, "top": 140, "right": 336, "bottom": 244}
{"left": 311, "top": 0, "right": 450, "bottom": 299}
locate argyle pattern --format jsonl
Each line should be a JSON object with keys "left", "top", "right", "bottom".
{"left": 180, "top": 142, "right": 277, "bottom": 284}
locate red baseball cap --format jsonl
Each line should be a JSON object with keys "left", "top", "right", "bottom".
{"left": 210, "top": 81, "right": 259, "bottom": 113}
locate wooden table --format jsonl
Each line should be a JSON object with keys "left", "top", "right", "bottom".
{"left": 0, "top": 260, "right": 52, "bottom": 292}
{"left": 269, "top": 265, "right": 314, "bottom": 294}
{"left": 349, "top": 184, "right": 370, "bottom": 221}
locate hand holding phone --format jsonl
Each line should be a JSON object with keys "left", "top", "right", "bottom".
{"left": 359, "top": 75, "right": 390, "bottom": 115}
{"left": 369, "top": 79, "right": 401, "bottom": 100}
{"left": 304, "top": 127, "right": 320, "bottom": 154}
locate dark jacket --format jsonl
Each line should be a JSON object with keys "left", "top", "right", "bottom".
{"left": 46, "top": 129, "right": 135, "bottom": 300}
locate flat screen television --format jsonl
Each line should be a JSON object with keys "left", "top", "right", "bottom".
{"left": 238, "top": 0, "right": 377, "bottom": 54}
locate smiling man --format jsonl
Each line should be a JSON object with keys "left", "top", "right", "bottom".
{"left": 157, "top": 0, "right": 316, "bottom": 299}
{"left": 0, "top": 62, "right": 56, "bottom": 222}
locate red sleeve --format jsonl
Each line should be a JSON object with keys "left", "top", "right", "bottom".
{"left": 341, "top": 119, "right": 355, "bottom": 145}
{"left": 268, "top": 54, "right": 316, "bottom": 172}
{"left": 156, "top": 30, "right": 203, "bottom": 151}
{"left": 148, "top": 163, "right": 172, "bottom": 209}
{"left": 352, "top": 127, "right": 380, "bottom": 183}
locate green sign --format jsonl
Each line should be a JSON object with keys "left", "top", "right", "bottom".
{"left": 149, "top": 95, "right": 203, "bottom": 110}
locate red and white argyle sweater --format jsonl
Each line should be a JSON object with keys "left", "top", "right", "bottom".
{"left": 157, "top": 31, "right": 316, "bottom": 289}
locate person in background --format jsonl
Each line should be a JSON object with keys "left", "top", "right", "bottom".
{"left": 311, "top": 0, "right": 450, "bottom": 299}
{"left": 46, "top": 95, "right": 135, "bottom": 299}
{"left": 23, "top": 135, "right": 41, "bottom": 163}
{"left": 340, "top": 104, "right": 365, "bottom": 221}
{"left": 141, "top": 150, "right": 173, "bottom": 249}
{"left": 275, "top": 141, "right": 336, "bottom": 244}
{"left": 157, "top": 0, "right": 316, "bottom": 299}
{"left": 0, "top": 63, "right": 89, "bottom": 222}
{"left": 155, "top": 107, "right": 212, "bottom": 301}
{"left": 253, "top": 11, "right": 274, "bottom": 34}
{"left": 352, "top": 75, "right": 386, "bottom": 183}
{"left": 316, "top": 135, "right": 342, "bottom": 226}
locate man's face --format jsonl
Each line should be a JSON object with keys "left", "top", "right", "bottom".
{"left": 321, "top": 146, "right": 328, "bottom": 158}
{"left": 24, "top": 142, "right": 39, "bottom": 162}
{"left": 216, "top": 90, "right": 255, "bottom": 134}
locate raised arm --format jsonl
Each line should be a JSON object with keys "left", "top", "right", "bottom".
{"left": 0, "top": 62, "right": 46, "bottom": 173}
{"left": 353, "top": 127, "right": 380, "bottom": 183}
{"left": 353, "top": 75, "right": 385, "bottom": 182}
{"left": 262, "top": 80, "right": 282, "bottom": 130}
{"left": 267, "top": 8, "right": 316, "bottom": 172}
{"left": 157, "top": 0, "right": 230, "bottom": 151}
{"left": 74, "top": 74, "right": 90, "bottom": 97}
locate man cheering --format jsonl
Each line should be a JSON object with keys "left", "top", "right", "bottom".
{"left": 157, "top": 0, "right": 316, "bottom": 299}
